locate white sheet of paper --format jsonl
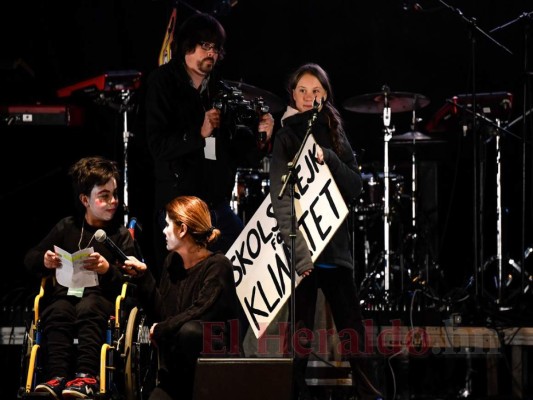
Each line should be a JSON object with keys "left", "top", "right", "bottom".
{"left": 54, "top": 245, "right": 99, "bottom": 288}
{"left": 204, "top": 136, "right": 216, "bottom": 160}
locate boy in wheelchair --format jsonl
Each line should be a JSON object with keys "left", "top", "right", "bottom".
{"left": 23, "top": 156, "right": 137, "bottom": 399}
{"left": 122, "top": 196, "right": 243, "bottom": 400}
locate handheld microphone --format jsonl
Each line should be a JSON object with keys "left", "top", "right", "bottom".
{"left": 94, "top": 229, "right": 129, "bottom": 264}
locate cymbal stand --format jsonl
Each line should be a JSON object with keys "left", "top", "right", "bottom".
{"left": 381, "top": 87, "right": 394, "bottom": 292}
{"left": 406, "top": 130, "right": 419, "bottom": 282}
{"left": 451, "top": 101, "right": 519, "bottom": 305}
{"left": 405, "top": 107, "right": 428, "bottom": 280}
{"left": 115, "top": 90, "right": 135, "bottom": 226}
{"left": 494, "top": 119, "right": 503, "bottom": 306}
{"left": 481, "top": 118, "right": 510, "bottom": 308}
{"left": 409, "top": 109, "right": 418, "bottom": 232}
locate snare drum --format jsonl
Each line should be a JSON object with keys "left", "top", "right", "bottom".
{"left": 355, "top": 172, "right": 404, "bottom": 212}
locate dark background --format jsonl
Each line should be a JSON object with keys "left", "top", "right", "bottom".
{"left": 2, "top": 1, "right": 533, "bottom": 398}
{"left": 1, "top": 0, "right": 533, "bottom": 322}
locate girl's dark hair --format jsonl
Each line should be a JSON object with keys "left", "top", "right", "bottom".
{"left": 172, "top": 13, "right": 226, "bottom": 61}
{"left": 287, "top": 63, "right": 346, "bottom": 154}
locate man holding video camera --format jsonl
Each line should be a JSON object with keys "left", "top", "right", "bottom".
{"left": 144, "top": 12, "right": 274, "bottom": 278}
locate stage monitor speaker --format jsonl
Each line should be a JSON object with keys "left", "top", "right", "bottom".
{"left": 193, "top": 357, "right": 293, "bottom": 400}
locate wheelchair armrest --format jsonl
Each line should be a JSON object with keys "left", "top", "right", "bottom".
{"left": 114, "top": 282, "right": 130, "bottom": 330}
{"left": 33, "top": 277, "right": 52, "bottom": 326}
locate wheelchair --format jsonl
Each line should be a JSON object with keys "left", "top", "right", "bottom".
{"left": 17, "top": 278, "right": 155, "bottom": 399}
{"left": 17, "top": 219, "right": 156, "bottom": 400}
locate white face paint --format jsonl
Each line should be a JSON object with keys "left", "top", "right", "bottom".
{"left": 163, "top": 214, "right": 183, "bottom": 252}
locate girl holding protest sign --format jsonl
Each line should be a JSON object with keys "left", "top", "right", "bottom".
{"left": 269, "top": 63, "right": 384, "bottom": 400}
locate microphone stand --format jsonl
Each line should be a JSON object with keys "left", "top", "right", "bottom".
{"left": 437, "top": 0, "right": 513, "bottom": 304}
{"left": 489, "top": 11, "right": 533, "bottom": 34}
{"left": 437, "top": 0, "right": 513, "bottom": 56}
{"left": 277, "top": 98, "right": 321, "bottom": 359}
{"left": 490, "top": 10, "right": 533, "bottom": 302}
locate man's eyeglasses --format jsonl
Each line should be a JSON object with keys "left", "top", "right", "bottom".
{"left": 199, "top": 41, "right": 221, "bottom": 54}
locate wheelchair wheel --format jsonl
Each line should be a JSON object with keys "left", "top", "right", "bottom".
{"left": 124, "top": 306, "right": 155, "bottom": 400}
{"left": 17, "top": 322, "right": 38, "bottom": 397}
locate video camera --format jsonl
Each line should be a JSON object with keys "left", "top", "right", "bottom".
{"left": 213, "top": 81, "right": 269, "bottom": 142}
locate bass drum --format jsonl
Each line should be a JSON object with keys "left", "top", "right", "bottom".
{"left": 354, "top": 171, "right": 404, "bottom": 213}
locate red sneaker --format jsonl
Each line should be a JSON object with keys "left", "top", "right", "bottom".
{"left": 35, "top": 376, "right": 67, "bottom": 400}
{"left": 62, "top": 372, "right": 99, "bottom": 399}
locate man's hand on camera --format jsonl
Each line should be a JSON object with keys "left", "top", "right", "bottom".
{"left": 258, "top": 113, "right": 274, "bottom": 142}
{"left": 201, "top": 108, "right": 221, "bottom": 138}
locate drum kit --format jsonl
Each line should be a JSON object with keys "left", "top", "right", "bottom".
{"left": 343, "top": 87, "right": 445, "bottom": 309}
{"left": 347, "top": 89, "right": 533, "bottom": 313}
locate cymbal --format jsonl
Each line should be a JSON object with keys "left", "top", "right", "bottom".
{"left": 343, "top": 92, "right": 430, "bottom": 114}
{"left": 223, "top": 80, "right": 284, "bottom": 114}
{"left": 391, "top": 131, "right": 431, "bottom": 141}
{"left": 390, "top": 131, "right": 445, "bottom": 145}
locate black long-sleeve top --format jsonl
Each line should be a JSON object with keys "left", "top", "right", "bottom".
{"left": 269, "top": 109, "right": 363, "bottom": 275}
{"left": 144, "top": 58, "right": 265, "bottom": 211}
{"left": 134, "top": 251, "right": 241, "bottom": 348}
{"left": 24, "top": 216, "right": 136, "bottom": 301}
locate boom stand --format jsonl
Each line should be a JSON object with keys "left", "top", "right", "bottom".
{"left": 437, "top": 0, "right": 513, "bottom": 300}
{"left": 277, "top": 99, "right": 320, "bottom": 358}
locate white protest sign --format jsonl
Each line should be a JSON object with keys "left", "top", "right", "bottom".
{"left": 226, "top": 134, "right": 349, "bottom": 338}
